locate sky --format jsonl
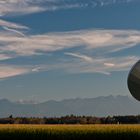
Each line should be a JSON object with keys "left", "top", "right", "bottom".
{"left": 0, "top": 0, "right": 140, "bottom": 102}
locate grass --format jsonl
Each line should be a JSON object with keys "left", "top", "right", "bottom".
{"left": 0, "top": 124, "right": 140, "bottom": 139}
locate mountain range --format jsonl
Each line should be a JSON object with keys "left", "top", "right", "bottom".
{"left": 0, "top": 95, "right": 140, "bottom": 118}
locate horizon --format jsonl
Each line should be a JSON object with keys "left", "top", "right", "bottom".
{"left": 0, "top": 94, "right": 139, "bottom": 118}
{"left": 0, "top": 94, "right": 135, "bottom": 104}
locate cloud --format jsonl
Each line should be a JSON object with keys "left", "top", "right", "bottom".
{"left": 0, "top": 1, "right": 139, "bottom": 79}
{"left": 0, "top": 0, "right": 46, "bottom": 16}
{"left": 104, "top": 63, "right": 115, "bottom": 67}
{"left": 31, "top": 66, "right": 43, "bottom": 72}
{"left": 0, "top": 63, "right": 50, "bottom": 79}
{"left": 0, "top": 29, "right": 140, "bottom": 58}
{"left": 65, "top": 52, "right": 93, "bottom": 62}
{"left": 2, "top": 26, "right": 26, "bottom": 37}
{"left": 0, "top": 19, "right": 28, "bottom": 29}
{"left": 0, "top": 0, "right": 137, "bottom": 17}
{"left": 0, "top": 54, "right": 12, "bottom": 61}
{"left": 53, "top": 55, "right": 139, "bottom": 75}
{"left": 0, "top": 19, "right": 28, "bottom": 37}
{"left": 0, "top": 25, "right": 140, "bottom": 77}
{"left": 0, "top": 65, "right": 31, "bottom": 79}
{"left": 0, "top": 64, "right": 47, "bottom": 79}
{"left": 0, "top": 0, "right": 84, "bottom": 16}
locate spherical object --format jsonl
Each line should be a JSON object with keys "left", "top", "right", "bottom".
{"left": 128, "top": 60, "right": 140, "bottom": 101}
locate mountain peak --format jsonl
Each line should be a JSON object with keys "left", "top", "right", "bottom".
{"left": 0, "top": 95, "right": 139, "bottom": 118}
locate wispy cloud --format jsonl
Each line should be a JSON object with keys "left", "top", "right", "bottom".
{"left": 0, "top": 64, "right": 47, "bottom": 79}
{"left": 0, "top": 19, "right": 28, "bottom": 29}
{"left": 0, "top": 29, "right": 140, "bottom": 57}
{"left": 0, "top": 22, "right": 140, "bottom": 77}
{"left": 0, "top": 0, "right": 137, "bottom": 17}
{"left": 65, "top": 52, "right": 93, "bottom": 62}
{"left": 0, "top": 65, "right": 31, "bottom": 79}
{"left": 65, "top": 52, "right": 116, "bottom": 67}
{"left": 0, "top": 0, "right": 84, "bottom": 16}
{"left": 53, "top": 55, "right": 139, "bottom": 75}
{"left": 0, "top": 1, "right": 139, "bottom": 81}
{"left": 0, "top": 0, "right": 45, "bottom": 16}
{"left": 0, "top": 19, "right": 28, "bottom": 38}
{"left": 0, "top": 54, "right": 12, "bottom": 61}
{"left": 2, "top": 26, "right": 26, "bottom": 37}
{"left": 104, "top": 63, "right": 115, "bottom": 67}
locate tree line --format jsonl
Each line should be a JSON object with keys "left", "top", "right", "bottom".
{"left": 0, "top": 115, "right": 140, "bottom": 124}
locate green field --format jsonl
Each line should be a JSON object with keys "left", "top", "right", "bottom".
{"left": 0, "top": 124, "right": 140, "bottom": 139}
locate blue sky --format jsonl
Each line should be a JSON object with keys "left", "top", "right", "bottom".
{"left": 0, "top": 0, "right": 140, "bottom": 102}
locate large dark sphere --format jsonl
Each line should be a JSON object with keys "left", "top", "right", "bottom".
{"left": 128, "top": 60, "right": 140, "bottom": 101}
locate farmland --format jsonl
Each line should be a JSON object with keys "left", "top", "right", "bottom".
{"left": 0, "top": 125, "right": 140, "bottom": 139}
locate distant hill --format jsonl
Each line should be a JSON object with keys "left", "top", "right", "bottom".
{"left": 0, "top": 95, "right": 140, "bottom": 118}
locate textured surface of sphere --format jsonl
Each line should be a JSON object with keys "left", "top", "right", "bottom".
{"left": 128, "top": 60, "right": 140, "bottom": 101}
